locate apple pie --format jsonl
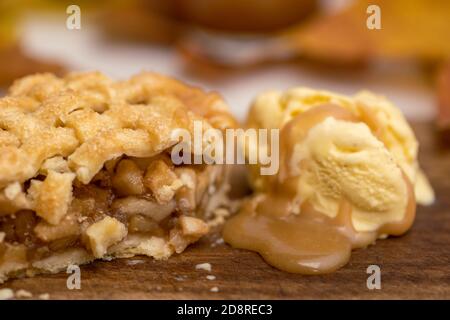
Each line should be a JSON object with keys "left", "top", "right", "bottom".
{"left": 0, "top": 71, "right": 237, "bottom": 283}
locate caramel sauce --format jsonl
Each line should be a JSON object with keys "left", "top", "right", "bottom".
{"left": 223, "top": 104, "right": 416, "bottom": 274}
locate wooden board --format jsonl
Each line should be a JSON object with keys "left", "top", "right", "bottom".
{"left": 1, "top": 123, "right": 449, "bottom": 299}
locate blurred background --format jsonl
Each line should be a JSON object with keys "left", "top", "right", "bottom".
{"left": 0, "top": 0, "right": 449, "bottom": 128}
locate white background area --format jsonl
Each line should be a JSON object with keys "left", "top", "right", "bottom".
{"left": 19, "top": 13, "right": 436, "bottom": 122}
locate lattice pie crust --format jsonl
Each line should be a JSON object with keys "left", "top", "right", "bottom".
{"left": 0, "top": 72, "right": 237, "bottom": 283}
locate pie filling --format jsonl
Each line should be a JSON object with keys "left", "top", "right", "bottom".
{"left": 0, "top": 153, "right": 229, "bottom": 279}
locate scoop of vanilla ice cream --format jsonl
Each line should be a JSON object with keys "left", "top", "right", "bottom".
{"left": 292, "top": 117, "right": 408, "bottom": 232}
{"left": 247, "top": 88, "right": 434, "bottom": 206}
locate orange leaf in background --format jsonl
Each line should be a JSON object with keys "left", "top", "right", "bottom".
{"left": 0, "top": 46, "right": 65, "bottom": 88}
{"left": 437, "top": 63, "right": 450, "bottom": 140}
{"left": 285, "top": 0, "right": 450, "bottom": 65}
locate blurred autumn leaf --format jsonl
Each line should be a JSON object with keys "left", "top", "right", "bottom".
{"left": 0, "top": 0, "right": 20, "bottom": 49}
{"left": 437, "top": 63, "right": 450, "bottom": 137}
{"left": 0, "top": 0, "right": 68, "bottom": 87}
{"left": 285, "top": 0, "right": 450, "bottom": 65}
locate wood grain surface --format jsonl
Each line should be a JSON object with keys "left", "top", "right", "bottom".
{"left": 1, "top": 123, "right": 449, "bottom": 299}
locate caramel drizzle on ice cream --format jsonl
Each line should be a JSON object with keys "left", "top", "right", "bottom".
{"left": 223, "top": 104, "right": 416, "bottom": 274}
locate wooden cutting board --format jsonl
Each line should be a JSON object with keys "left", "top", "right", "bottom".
{"left": 1, "top": 122, "right": 449, "bottom": 299}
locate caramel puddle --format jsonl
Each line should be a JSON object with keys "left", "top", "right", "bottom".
{"left": 223, "top": 198, "right": 354, "bottom": 274}
{"left": 223, "top": 184, "right": 414, "bottom": 274}
{"left": 223, "top": 104, "right": 416, "bottom": 274}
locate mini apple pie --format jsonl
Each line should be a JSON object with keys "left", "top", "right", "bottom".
{"left": 0, "top": 71, "right": 237, "bottom": 283}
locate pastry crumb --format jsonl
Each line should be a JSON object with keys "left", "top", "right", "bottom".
{"left": 206, "top": 275, "right": 216, "bottom": 280}
{"left": 195, "top": 263, "right": 212, "bottom": 272}
{"left": 38, "top": 293, "right": 50, "bottom": 300}
{"left": 210, "top": 286, "right": 219, "bottom": 292}
{"left": 211, "top": 237, "right": 224, "bottom": 247}
{"left": 207, "top": 208, "right": 230, "bottom": 228}
{"left": 77, "top": 216, "right": 88, "bottom": 223}
{"left": 0, "top": 288, "right": 14, "bottom": 300}
{"left": 15, "top": 289, "right": 33, "bottom": 298}
{"left": 126, "top": 259, "right": 145, "bottom": 266}
{"left": 174, "top": 275, "right": 188, "bottom": 281}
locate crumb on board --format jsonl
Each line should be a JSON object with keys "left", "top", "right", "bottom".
{"left": 77, "top": 216, "right": 88, "bottom": 223}
{"left": 206, "top": 275, "right": 216, "bottom": 280}
{"left": 0, "top": 288, "right": 14, "bottom": 300}
{"left": 15, "top": 289, "right": 33, "bottom": 299}
{"left": 210, "top": 286, "right": 219, "bottom": 292}
{"left": 38, "top": 293, "right": 50, "bottom": 300}
{"left": 211, "top": 237, "right": 224, "bottom": 248}
{"left": 126, "top": 259, "right": 145, "bottom": 266}
{"left": 195, "top": 263, "right": 212, "bottom": 272}
{"left": 174, "top": 275, "right": 188, "bottom": 281}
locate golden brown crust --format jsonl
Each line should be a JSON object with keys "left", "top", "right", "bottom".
{"left": 0, "top": 71, "right": 236, "bottom": 187}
